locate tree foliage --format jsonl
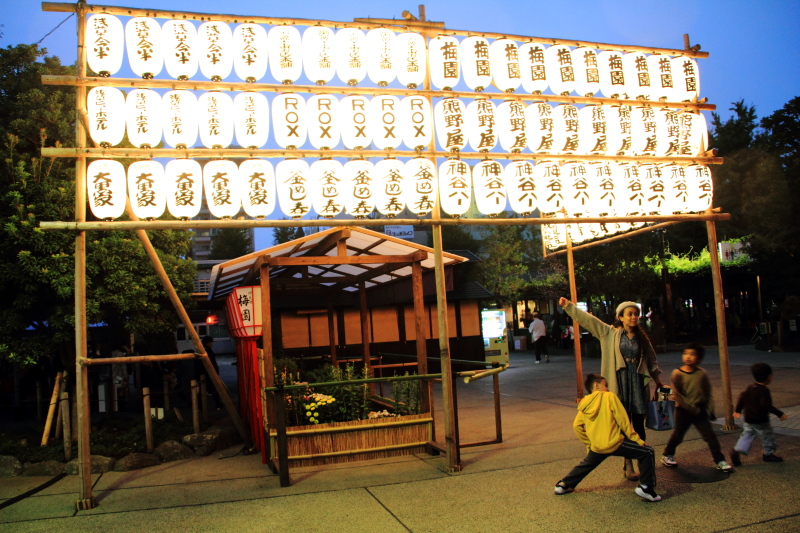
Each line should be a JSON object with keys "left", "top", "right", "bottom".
{"left": 272, "top": 223, "right": 304, "bottom": 245}
{"left": 478, "top": 223, "right": 529, "bottom": 305}
{"left": 209, "top": 227, "right": 253, "bottom": 259}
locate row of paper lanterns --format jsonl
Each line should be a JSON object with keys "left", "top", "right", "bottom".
{"left": 89, "top": 87, "right": 707, "bottom": 157}
{"left": 86, "top": 157, "right": 712, "bottom": 221}
{"left": 542, "top": 216, "right": 648, "bottom": 249}
{"left": 87, "top": 14, "right": 699, "bottom": 101}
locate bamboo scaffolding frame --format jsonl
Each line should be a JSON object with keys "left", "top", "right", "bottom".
{"left": 79, "top": 352, "right": 198, "bottom": 365}
{"left": 41, "top": 372, "right": 64, "bottom": 446}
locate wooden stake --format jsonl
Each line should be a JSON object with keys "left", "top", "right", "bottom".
{"left": 41, "top": 372, "right": 63, "bottom": 446}
{"left": 191, "top": 380, "right": 200, "bottom": 434}
{"left": 200, "top": 375, "right": 209, "bottom": 423}
{"left": 142, "top": 387, "right": 153, "bottom": 453}
{"left": 567, "top": 231, "right": 584, "bottom": 402}
{"left": 61, "top": 391, "right": 72, "bottom": 461}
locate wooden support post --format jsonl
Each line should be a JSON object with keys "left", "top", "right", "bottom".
{"left": 191, "top": 379, "right": 200, "bottom": 434}
{"left": 41, "top": 372, "right": 63, "bottom": 446}
{"left": 162, "top": 375, "right": 170, "bottom": 413}
{"left": 200, "top": 375, "right": 209, "bottom": 423}
{"left": 142, "top": 387, "right": 153, "bottom": 453}
{"left": 493, "top": 373, "right": 503, "bottom": 443}
{"left": 61, "top": 391, "right": 72, "bottom": 461}
{"left": 260, "top": 263, "right": 275, "bottom": 459}
{"left": 412, "top": 261, "right": 432, "bottom": 418}
{"left": 358, "top": 281, "right": 375, "bottom": 394}
{"left": 566, "top": 232, "right": 584, "bottom": 402}
{"left": 327, "top": 292, "right": 337, "bottom": 366}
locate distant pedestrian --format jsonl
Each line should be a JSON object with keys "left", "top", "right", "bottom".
{"left": 201, "top": 335, "right": 223, "bottom": 410}
{"left": 528, "top": 312, "right": 549, "bottom": 363}
{"left": 730, "top": 363, "right": 788, "bottom": 466}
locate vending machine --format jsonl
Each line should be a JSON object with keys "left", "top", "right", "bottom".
{"left": 481, "top": 309, "right": 509, "bottom": 365}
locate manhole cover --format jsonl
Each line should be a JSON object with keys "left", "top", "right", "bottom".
{"left": 656, "top": 465, "right": 730, "bottom": 483}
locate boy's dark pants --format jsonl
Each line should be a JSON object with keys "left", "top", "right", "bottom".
{"left": 663, "top": 406, "right": 725, "bottom": 463}
{"left": 561, "top": 439, "right": 656, "bottom": 489}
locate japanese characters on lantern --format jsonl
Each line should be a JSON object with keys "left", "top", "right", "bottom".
{"left": 233, "top": 23, "right": 269, "bottom": 83}
{"left": 466, "top": 99, "right": 498, "bottom": 152}
{"left": 365, "top": 28, "right": 397, "bottom": 87}
{"left": 233, "top": 92, "right": 270, "bottom": 149}
{"left": 162, "top": 90, "right": 198, "bottom": 149}
{"left": 203, "top": 159, "right": 241, "bottom": 218}
{"left": 434, "top": 97, "right": 467, "bottom": 152}
{"left": 405, "top": 158, "right": 437, "bottom": 216}
{"left": 165, "top": 159, "right": 203, "bottom": 219}
{"left": 343, "top": 159, "right": 375, "bottom": 217}
{"left": 460, "top": 36, "right": 493, "bottom": 92}
{"left": 400, "top": 96, "right": 432, "bottom": 151}
{"left": 335, "top": 28, "right": 367, "bottom": 86}
{"left": 128, "top": 160, "right": 166, "bottom": 219}
{"left": 303, "top": 26, "right": 336, "bottom": 85}
{"left": 374, "top": 158, "right": 406, "bottom": 217}
{"left": 198, "top": 21, "right": 233, "bottom": 81}
{"left": 198, "top": 91, "right": 234, "bottom": 148}
{"left": 505, "top": 160, "right": 536, "bottom": 215}
{"left": 87, "top": 14, "right": 124, "bottom": 77}
{"left": 126, "top": 88, "right": 162, "bottom": 148}
{"left": 239, "top": 159, "right": 276, "bottom": 218}
{"left": 490, "top": 38, "right": 521, "bottom": 93}
{"left": 162, "top": 20, "right": 198, "bottom": 80}
{"left": 519, "top": 42, "right": 549, "bottom": 94}
{"left": 310, "top": 158, "right": 344, "bottom": 217}
{"left": 88, "top": 86, "right": 126, "bottom": 147}
{"left": 306, "top": 94, "right": 340, "bottom": 150}
{"left": 268, "top": 25, "right": 302, "bottom": 84}
{"left": 125, "top": 17, "right": 163, "bottom": 79}
{"left": 473, "top": 160, "right": 506, "bottom": 215}
{"left": 429, "top": 35, "right": 460, "bottom": 90}
{"left": 87, "top": 159, "right": 126, "bottom": 220}
{"left": 439, "top": 159, "right": 472, "bottom": 217}
{"left": 394, "top": 32, "right": 426, "bottom": 89}
{"left": 276, "top": 158, "right": 311, "bottom": 218}
{"left": 272, "top": 93, "right": 307, "bottom": 149}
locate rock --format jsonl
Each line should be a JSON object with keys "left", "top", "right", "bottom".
{"left": 182, "top": 432, "right": 217, "bottom": 450}
{"left": 193, "top": 445, "right": 214, "bottom": 457}
{"left": 154, "top": 440, "right": 194, "bottom": 463}
{"left": 113, "top": 453, "right": 160, "bottom": 472}
{"left": 205, "top": 424, "right": 242, "bottom": 451}
{"left": 23, "top": 460, "right": 65, "bottom": 476}
{"left": 65, "top": 455, "right": 116, "bottom": 475}
{"left": 182, "top": 424, "right": 242, "bottom": 455}
{"left": 0, "top": 455, "right": 23, "bottom": 477}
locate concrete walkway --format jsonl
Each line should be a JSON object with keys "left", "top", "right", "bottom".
{"left": 1, "top": 345, "right": 798, "bottom": 532}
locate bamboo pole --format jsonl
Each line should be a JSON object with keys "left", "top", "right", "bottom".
{"left": 191, "top": 379, "right": 200, "bottom": 434}
{"left": 142, "top": 387, "right": 153, "bottom": 452}
{"left": 55, "top": 391, "right": 64, "bottom": 440}
{"left": 200, "top": 375, "right": 209, "bottom": 423}
{"left": 61, "top": 391, "right": 72, "bottom": 460}
{"left": 41, "top": 372, "right": 63, "bottom": 446}
{"left": 78, "top": 353, "right": 198, "bottom": 365}
{"left": 566, "top": 232, "right": 584, "bottom": 402}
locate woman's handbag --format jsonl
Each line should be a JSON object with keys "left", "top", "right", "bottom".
{"left": 646, "top": 386, "right": 675, "bottom": 431}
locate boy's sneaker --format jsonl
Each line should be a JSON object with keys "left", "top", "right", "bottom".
{"left": 554, "top": 481, "right": 573, "bottom": 495}
{"left": 730, "top": 449, "right": 741, "bottom": 466}
{"left": 635, "top": 485, "right": 662, "bottom": 502}
{"left": 763, "top": 454, "right": 783, "bottom": 462}
{"left": 661, "top": 455, "right": 678, "bottom": 467}
{"left": 717, "top": 460, "right": 734, "bottom": 472}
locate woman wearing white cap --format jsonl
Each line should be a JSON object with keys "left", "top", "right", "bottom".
{"left": 558, "top": 297, "right": 663, "bottom": 481}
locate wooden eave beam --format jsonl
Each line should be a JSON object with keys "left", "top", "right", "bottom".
{"left": 265, "top": 251, "right": 425, "bottom": 266}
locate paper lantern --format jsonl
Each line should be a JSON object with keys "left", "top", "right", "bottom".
{"left": 439, "top": 159, "right": 472, "bottom": 217}
{"left": 678, "top": 111, "right": 708, "bottom": 156}
{"left": 518, "top": 42, "right": 549, "bottom": 94}
{"left": 86, "top": 14, "right": 124, "bottom": 76}
{"left": 234, "top": 92, "right": 270, "bottom": 149}
{"left": 460, "top": 36, "right": 492, "bottom": 92}
{"left": 268, "top": 26, "right": 303, "bottom": 84}
{"left": 162, "top": 19, "right": 198, "bottom": 80}
{"left": 272, "top": 93, "right": 307, "bottom": 149}
{"left": 671, "top": 56, "right": 700, "bottom": 102}
{"left": 505, "top": 160, "right": 536, "bottom": 215}
{"left": 551, "top": 104, "right": 580, "bottom": 154}
{"left": 165, "top": 159, "right": 203, "bottom": 218}
{"left": 87, "top": 159, "right": 126, "bottom": 220}
{"left": 302, "top": 26, "right": 336, "bottom": 85}
{"left": 597, "top": 50, "right": 625, "bottom": 98}
{"left": 125, "top": 17, "right": 163, "bottom": 79}
{"left": 542, "top": 214, "right": 568, "bottom": 250}
{"left": 572, "top": 47, "right": 600, "bottom": 97}
{"left": 640, "top": 163, "right": 668, "bottom": 215}
{"left": 578, "top": 105, "right": 607, "bottom": 155}
{"left": 370, "top": 95, "right": 402, "bottom": 150}
{"left": 374, "top": 158, "right": 406, "bottom": 217}
{"left": 429, "top": 36, "right": 460, "bottom": 90}
{"left": 630, "top": 106, "right": 659, "bottom": 156}
{"left": 490, "top": 38, "right": 522, "bottom": 93}
{"left": 622, "top": 52, "right": 652, "bottom": 100}
{"left": 340, "top": 95, "right": 371, "bottom": 149}
{"left": 343, "top": 159, "right": 375, "bottom": 217}
{"left": 589, "top": 161, "right": 616, "bottom": 215}
{"left": 276, "top": 159, "right": 311, "bottom": 218}
{"left": 197, "top": 21, "right": 233, "bottom": 81}
{"left": 310, "top": 159, "right": 344, "bottom": 217}
{"left": 127, "top": 160, "right": 165, "bottom": 219}
{"left": 306, "top": 94, "right": 340, "bottom": 150}
{"left": 198, "top": 91, "right": 234, "bottom": 149}
{"left": 239, "top": 159, "right": 275, "bottom": 218}
{"left": 685, "top": 164, "right": 713, "bottom": 212}
{"left": 466, "top": 99, "right": 497, "bottom": 152}
{"left": 126, "top": 89, "right": 162, "bottom": 148}
{"left": 473, "top": 160, "right": 506, "bottom": 215}
{"left": 394, "top": 32, "right": 426, "bottom": 89}
{"left": 400, "top": 96, "right": 432, "bottom": 151}
{"left": 434, "top": 97, "right": 467, "bottom": 152}
{"left": 87, "top": 87, "right": 125, "bottom": 147}
{"left": 604, "top": 104, "right": 633, "bottom": 156}
{"left": 561, "top": 161, "right": 591, "bottom": 215}
{"left": 232, "top": 23, "right": 268, "bottom": 83}
{"left": 647, "top": 54, "right": 674, "bottom": 101}
{"left": 661, "top": 163, "right": 688, "bottom": 214}
{"left": 335, "top": 28, "right": 367, "bottom": 86}
{"left": 162, "top": 90, "right": 198, "bottom": 149}
{"left": 619, "top": 163, "right": 645, "bottom": 215}
{"left": 525, "top": 101, "right": 555, "bottom": 154}
{"left": 533, "top": 160, "right": 562, "bottom": 214}
{"left": 405, "top": 158, "right": 437, "bottom": 216}
{"left": 203, "top": 160, "right": 241, "bottom": 218}
{"left": 544, "top": 44, "right": 575, "bottom": 96}
{"left": 654, "top": 108, "right": 681, "bottom": 157}
{"left": 496, "top": 101, "right": 527, "bottom": 152}
{"left": 227, "top": 286, "right": 263, "bottom": 337}
{"left": 365, "top": 28, "right": 396, "bottom": 86}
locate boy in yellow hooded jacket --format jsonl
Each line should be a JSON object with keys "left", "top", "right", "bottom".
{"left": 554, "top": 374, "right": 661, "bottom": 502}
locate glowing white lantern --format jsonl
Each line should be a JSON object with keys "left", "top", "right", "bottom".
{"left": 561, "top": 161, "right": 591, "bottom": 215}
{"left": 340, "top": 95, "right": 371, "bottom": 149}
{"left": 578, "top": 105, "right": 607, "bottom": 155}
{"left": 400, "top": 96, "right": 433, "bottom": 150}
{"left": 496, "top": 101, "right": 527, "bottom": 152}
{"left": 551, "top": 104, "right": 581, "bottom": 154}
{"left": 165, "top": 159, "right": 203, "bottom": 219}
{"left": 655, "top": 108, "right": 681, "bottom": 157}
{"left": 87, "top": 159, "right": 126, "bottom": 220}
{"left": 127, "top": 160, "right": 165, "bottom": 219}
{"left": 661, "top": 163, "right": 688, "bottom": 214}
{"left": 268, "top": 26, "right": 303, "bottom": 84}
{"left": 685, "top": 164, "right": 713, "bottom": 212}
{"left": 542, "top": 214, "right": 568, "bottom": 250}
{"left": 374, "top": 158, "right": 406, "bottom": 217}
{"left": 306, "top": 94, "right": 340, "bottom": 150}
{"left": 533, "top": 160, "right": 563, "bottom": 214}
{"left": 86, "top": 14, "right": 124, "bottom": 76}
{"left": 162, "top": 20, "right": 198, "bottom": 80}
{"left": 466, "top": 99, "right": 497, "bottom": 152}
{"left": 505, "top": 160, "right": 536, "bottom": 215}
{"left": 572, "top": 47, "right": 600, "bottom": 97}
{"left": 272, "top": 93, "right": 307, "bottom": 149}
{"left": 647, "top": 54, "right": 674, "bottom": 101}
{"left": 162, "top": 90, "right": 198, "bottom": 149}
{"left": 429, "top": 35, "right": 460, "bottom": 90}
{"left": 343, "top": 159, "right": 375, "bottom": 217}
{"left": 310, "top": 159, "right": 344, "bottom": 217}
{"left": 518, "top": 42, "right": 548, "bottom": 94}
{"left": 197, "top": 21, "right": 233, "bottom": 81}
{"left": 490, "top": 39, "right": 521, "bottom": 93}
{"left": 671, "top": 56, "right": 700, "bottom": 102}
{"left": 394, "top": 32, "right": 426, "bottom": 89}
{"left": 302, "top": 26, "right": 336, "bottom": 85}
{"left": 198, "top": 91, "right": 234, "bottom": 148}
{"left": 370, "top": 95, "right": 402, "bottom": 150}
{"left": 366, "top": 28, "right": 396, "bottom": 86}
{"left": 233, "top": 92, "right": 270, "bottom": 149}
{"left": 405, "top": 158, "right": 437, "bottom": 216}
{"left": 434, "top": 98, "right": 467, "bottom": 152}
{"left": 622, "top": 52, "right": 652, "bottom": 100}
{"left": 87, "top": 87, "right": 125, "bottom": 147}
{"left": 203, "top": 160, "right": 241, "bottom": 218}
{"left": 544, "top": 44, "right": 575, "bottom": 96}
{"left": 525, "top": 102, "right": 555, "bottom": 154}
{"left": 276, "top": 159, "right": 312, "bottom": 218}
{"left": 125, "top": 17, "right": 163, "bottom": 79}
{"left": 232, "top": 23, "right": 268, "bottom": 83}
{"left": 126, "top": 89, "right": 162, "bottom": 148}
{"left": 439, "top": 159, "right": 472, "bottom": 217}
{"left": 620, "top": 163, "right": 645, "bottom": 215}
{"left": 678, "top": 111, "right": 708, "bottom": 156}
{"left": 605, "top": 104, "right": 633, "bottom": 156}
{"left": 335, "top": 28, "right": 367, "bottom": 86}
{"left": 239, "top": 159, "right": 275, "bottom": 218}
{"left": 597, "top": 50, "right": 625, "bottom": 98}
{"left": 630, "top": 106, "right": 659, "bottom": 156}
{"left": 473, "top": 160, "right": 506, "bottom": 215}
{"left": 640, "top": 163, "right": 668, "bottom": 215}
{"left": 589, "top": 161, "right": 616, "bottom": 215}
{"left": 460, "top": 36, "right": 493, "bottom": 92}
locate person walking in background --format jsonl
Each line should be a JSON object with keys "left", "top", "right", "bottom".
{"left": 528, "top": 312, "right": 550, "bottom": 363}
{"left": 730, "top": 363, "right": 788, "bottom": 466}
{"left": 200, "top": 335, "right": 223, "bottom": 410}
